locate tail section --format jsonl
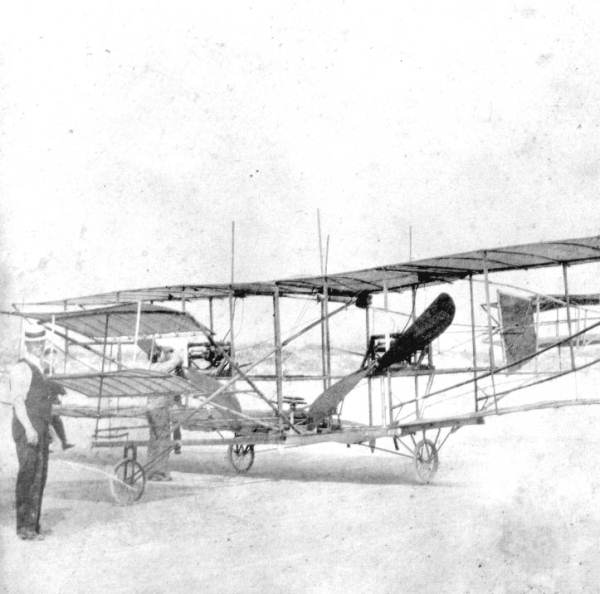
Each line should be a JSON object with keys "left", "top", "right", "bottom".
{"left": 497, "top": 291, "right": 536, "bottom": 371}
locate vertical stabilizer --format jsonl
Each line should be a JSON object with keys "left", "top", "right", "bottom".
{"left": 498, "top": 292, "right": 536, "bottom": 370}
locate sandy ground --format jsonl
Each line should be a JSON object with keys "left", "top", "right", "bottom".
{"left": 2, "top": 400, "right": 600, "bottom": 594}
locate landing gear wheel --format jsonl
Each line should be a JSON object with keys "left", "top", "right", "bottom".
{"left": 110, "top": 459, "right": 146, "bottom": 504}
{"left": 228, "top": 444, "right": 255, "bottom": 473}
{"left": 414, "top": 439, "right": 439, "bottom": 484}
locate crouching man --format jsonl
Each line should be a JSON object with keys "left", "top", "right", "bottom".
{"left": 145, "top": 343, "right": 184, "bottom": 481}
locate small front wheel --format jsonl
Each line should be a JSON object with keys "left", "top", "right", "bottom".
{"left": 228, "top": 444, "right": 255, "bottom": 473}
{"left": 110, "top": 459, "right": 146, "bottom": 504}
{"left": 414, "top": 439, "right": 439, "bottom": 484}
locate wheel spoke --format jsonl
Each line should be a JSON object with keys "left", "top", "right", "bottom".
{"left": 228, "top": 443, "right": 255, "bottom": 473}
{"left": 413, "top": 439, "right": 439, "bottom": 484}
{"left": 110, "top": 459, "right": 146, "bottom": 504}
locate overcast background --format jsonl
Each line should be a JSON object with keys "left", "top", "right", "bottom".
{"left": 3, "top": 9, "right": 600, "bottom": 590}
{"left": 1, "top": 1, "right": 599, "bottom": 310}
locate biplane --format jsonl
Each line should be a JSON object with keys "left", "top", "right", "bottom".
{"left": 6, "top": 235, "right": 600, "bottom": 504}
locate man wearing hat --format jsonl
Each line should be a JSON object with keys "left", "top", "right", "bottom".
{"left": 143, "top": 342, "right": 184, "bottom": 481}
{"left": 10, "top": 325, "right": 54, "bottom": 540}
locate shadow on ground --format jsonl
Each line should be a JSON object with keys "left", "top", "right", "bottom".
{"left": 163, "top": 447, "right": 458, "bottom": 487}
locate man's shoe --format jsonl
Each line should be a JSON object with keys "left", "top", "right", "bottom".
{"left": 148, "top": 473, "right": 172, "bottom": 482}
{"left": 18, "top": 529, "right": 43, "bottom": 541}
{"left": 62, "top": 443, "right": 75, "bottom": 450}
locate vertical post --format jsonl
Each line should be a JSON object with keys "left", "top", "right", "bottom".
{"left": 562, "top": 263, "right": 576, "bottom": 370}
{"left": 229, "top": 221, "right": 236, "bottom": 364}
{"left": 324, "top": 235, "right": 332, "bottom": 389}
{"left": 411, "top": 286, "right": 419, "bottom": 418}
{"left": 365, "top": 304, "right": 373, "bottom": 426}
{"left": 556, "top": 307, "right": 562, "bottom": 370}
{"left": 180, "top": 297, "right": 187, "bottom": 368}
{"left": 273, "top": 286, "right": 284, "bottom": 430}
{"left": 482, "top": 251, "right": 498, "bottom": 412}
{"left": 534, "top": 296, "right": 540, "bottom": 374}
{"left": 50, "top": 314, "right": 57, "bottom": 373}
{"left": 317, "top": 211, "right": 331, "bottom": 390}
{"left": 382, "top": 281, "right": 391, "bottom": 426}
{"left": 468, "top": 275, "right": 479, "bottom": 412}
{"left": 133, "top": 301, "right": 142, "bottom": 364}
{"left": 63, "top": 300, "right": 69, "bottom": 373}
{"left": 117, "top": 343, "right": 122, "bottom": 411}
{"left": 208, "top": 297, "right": 215, "bottom": 333}
{"left": 95, "top": 313, "right": 110, "bottom": 437}
{"left": 319, "top": 294, "right": 327, "bottom": 391}
{"left": 228, "top": 291, "right": 236, "bottom": 364}
{"left": 207, "top": 297, "right": 216, "bottom": 376}
{"left": 321, "top": 280, "right": 331, "bottom": 389}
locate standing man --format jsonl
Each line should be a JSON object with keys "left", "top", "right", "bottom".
{"left": 145, "top": 343, "right": 184, "bottom": 481}
{"left": 10, "top": 327, "right": 53, "bottom": 540}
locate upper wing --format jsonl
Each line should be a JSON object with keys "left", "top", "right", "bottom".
{"left": 8, "top": 303, "right": 210, "bottom": 340}
{"left": 21, "top": 235, "right": 600, "bottom": 306}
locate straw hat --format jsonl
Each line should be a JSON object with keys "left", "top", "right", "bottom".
{"left": 24, "top": 325, "right": 46, "bottom": 343}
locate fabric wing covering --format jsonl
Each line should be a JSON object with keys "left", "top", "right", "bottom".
{"left": 53, "top": 369, "right": 195, "bottom": 399}
{"left": 23, "top": 235, "right": 600, "bottom": 306}
{"left": 531, "top": 294, "right": 600, "bottom": 312}
{"left": 53, "top": 368, "right": 251, "bottom": 431}
{"left": 52, "top": 369, "right": 247, "bottom": 431}
{"left": 21, "top": 303, "right": 210, "bottom": 340}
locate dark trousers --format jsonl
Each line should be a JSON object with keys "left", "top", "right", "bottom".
{"left": 50, "top": 415, "right": 68, "bottom": 446}
{"left": 146, "top": 408, "right": 171, "bottom": 477}
{"left": 14, "top": 430, "right": 49, "bottom": 534}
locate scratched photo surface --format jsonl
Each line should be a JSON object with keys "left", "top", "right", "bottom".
{"left": 2, "top": 2, "right": 600, "bottom": 593}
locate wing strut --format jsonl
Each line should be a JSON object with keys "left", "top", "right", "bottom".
{"left": 94, "top": 313, "right": 110, "bottom": 437}
{"left": 562, "top": 263, "right": 576, "bottom": 370}
{"left": 482, "top": 251, "right": 498, "bottom": 413}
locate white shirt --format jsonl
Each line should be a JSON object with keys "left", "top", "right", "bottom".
{"left": 150, "top": 352, "right": 184, "bottom": 374}
{"left": 147, "top": 352, "right": 184, "bottom": 408}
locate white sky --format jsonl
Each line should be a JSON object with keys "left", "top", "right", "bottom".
{"left": 1, "top": 1, "right": 600, "bottom": 305}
